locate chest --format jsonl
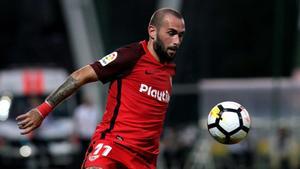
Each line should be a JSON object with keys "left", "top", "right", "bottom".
{"left": 128, "top": 59, "right": 173, "bottom": 89}
{"left": 122, "top": 58, "right": 174, "bottom": 103}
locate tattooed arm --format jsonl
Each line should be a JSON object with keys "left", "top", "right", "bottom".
{"left": 46, "top": 65, "right": 98, "bottom": 107}
{"left": 16, "top": 65, "right": 98, "bottom": 135}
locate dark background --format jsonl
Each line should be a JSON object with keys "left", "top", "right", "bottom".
{"left": 0, "top": 0, "right": 299, "bottom": 125}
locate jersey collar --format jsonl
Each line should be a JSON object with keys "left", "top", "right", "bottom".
{"left": 140, "top": 40, "right": 176, "bottom": 75}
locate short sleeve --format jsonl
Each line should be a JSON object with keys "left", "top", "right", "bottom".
{"left": 90, "top": 42, "right": 145, "bottom": 84}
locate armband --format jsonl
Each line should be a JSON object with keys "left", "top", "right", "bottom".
{"left": 36, "top": 101, "right": 53, "bottom": 118}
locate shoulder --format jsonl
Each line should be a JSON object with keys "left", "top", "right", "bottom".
{"left": 89, "top": 41, "right": 146, "bottom": 83}
{"left": 116, "top": 41, "right": 145, "bottom": 61}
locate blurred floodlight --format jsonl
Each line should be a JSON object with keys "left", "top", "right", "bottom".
{"left": 19, "top": 145, "right": 32, "bottom": 157}
{"left": 0, "top": 96, "right": 12, "bottom": 121}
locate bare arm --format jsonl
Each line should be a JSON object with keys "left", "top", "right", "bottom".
{"left": 46, "top": 65, "right": 98, "bottom": 107}
{"left": 16, "top": 65, "right": 98, "bottom": 135}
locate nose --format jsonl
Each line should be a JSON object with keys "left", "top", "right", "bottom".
{"left": 173, "top": 35, "right": 181, "bottom": 47}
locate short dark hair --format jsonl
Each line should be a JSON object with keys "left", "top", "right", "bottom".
{"left": 149, "top": 8, "right": 183, "bottom": 28}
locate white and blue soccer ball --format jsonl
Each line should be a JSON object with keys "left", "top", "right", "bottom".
{"left": 207, "top": 101, "right": 251, "bottom": 144}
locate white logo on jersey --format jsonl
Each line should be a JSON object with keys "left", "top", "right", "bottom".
{"left": 139, "top": 84, "right": 170, "bottom": 103}
{"left": 98, "top": 52, "right": 118, "bottom": 66}
{"left": 88, "top": 155, "right": 99, "bottom": 161}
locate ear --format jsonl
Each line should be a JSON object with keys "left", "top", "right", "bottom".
{"left": 148, "top": 25, "right": 157, "bottom": 40}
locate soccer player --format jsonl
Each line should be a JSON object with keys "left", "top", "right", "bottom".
{"left": 16, "top": 8, "right": 185, "bottom": 169}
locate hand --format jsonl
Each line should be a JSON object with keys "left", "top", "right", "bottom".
{"left": 16, "top": 109, "right": 44, "bottom": 135}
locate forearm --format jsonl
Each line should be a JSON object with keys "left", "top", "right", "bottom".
{"left": 37, "top": 65, "right": 98, "bottom": 118}
{"left": 45, "top": 65, "right": 98, "bottom": 107}
{"left": 16, "top": 65, "right": 98, "bottom": 134}
{"left": 16, "top": 74, "right": 82, "bottom": 134}
{"left": 46, "top": 75, "right": 81, "bottom": 107}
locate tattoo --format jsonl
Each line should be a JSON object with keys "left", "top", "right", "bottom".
{"left": 46, "top": 76, "right": 80, "bottom": 107}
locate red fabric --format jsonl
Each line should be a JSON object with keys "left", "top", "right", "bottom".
{"left": 36, "top": 102, "right": 53, "bottom": 118}
{"left": 83, "top": 138, "right": 156, "bottom": 169}
{"left": 90, "top": 40, "right": 176, "bottom": 158}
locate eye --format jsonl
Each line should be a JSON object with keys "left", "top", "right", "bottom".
{"left": 178, "top": 32, "right": 185, "bottom": 38}
{"left": 167, "top": 30, "right": 177, "bottom": 36}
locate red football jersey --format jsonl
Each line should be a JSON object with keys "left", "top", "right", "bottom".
{"left": 90, "top": 40, "right": 175, "bottom": 156}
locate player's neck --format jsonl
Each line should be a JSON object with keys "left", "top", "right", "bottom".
{"left": 147, "top": 40, "right": 160, "bottom": 62}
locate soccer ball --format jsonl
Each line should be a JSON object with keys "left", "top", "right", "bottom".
{"left": 207, "top": 101, "right": 251, "bottom": 144}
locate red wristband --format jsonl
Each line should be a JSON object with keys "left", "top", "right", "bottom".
{"left": 36, "top": 102, "right": 53, "bottom": 118}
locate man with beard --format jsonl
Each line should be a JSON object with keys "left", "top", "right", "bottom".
{"left": 16, "top": 8, "right": 185, "bottom": 169}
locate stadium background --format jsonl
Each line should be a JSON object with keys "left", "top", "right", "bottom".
{"left": 0, "top": 0, "right": 300, "bottom": 169}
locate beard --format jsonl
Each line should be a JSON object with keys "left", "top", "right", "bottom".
{"left": 153, "top": 36, "right": 176, "bottom": 63}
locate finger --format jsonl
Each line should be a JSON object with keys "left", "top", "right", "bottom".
{"left": 20, "top": 126, "right": 35, "bottom": 135}
{"left": 19, "top": 121, "right": 33, "bottom": 129}
{"left": 17, "top": 118, "right": 31, "bottom": 126}
{"left": 16, "top": 114, "right": 28, "bottom": 121}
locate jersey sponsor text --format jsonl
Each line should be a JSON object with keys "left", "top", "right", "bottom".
{"left": 139, "top": 83, "right": 170, "bottom": 103}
